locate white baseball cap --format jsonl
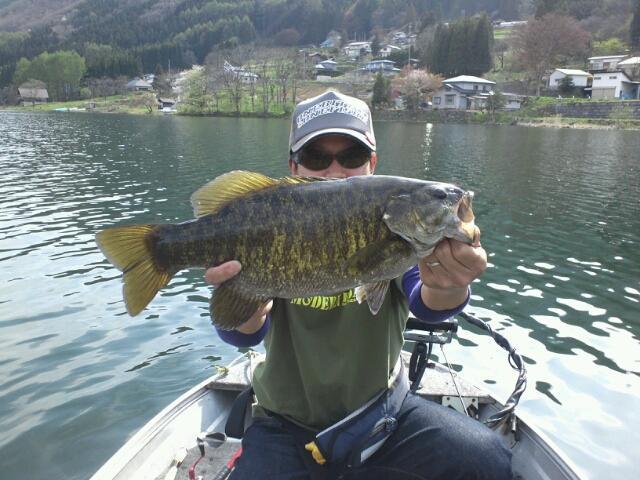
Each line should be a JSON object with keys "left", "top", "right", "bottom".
{"left": 289, "top": 90, "right": 376, "bottom": 153}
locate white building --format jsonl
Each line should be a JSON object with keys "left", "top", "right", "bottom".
{"left": 379, "top": 45, "right": 402, "bottom": 58}
{"left": 548, "top": 69, "right": 591, "bottom": 90}
{"left": 589, "top": 71, "right": 640, "bottom": 100}
{"left": 315, "top": 59, "right": 338, "bottom": 73}
{"left": 587, "top": 55, "right": 628, "bottom": 73}
{"left": 431, "top": 76, "right": 496, "bottom": 110}
{"left": 223, "top": 61, "right": 258, "bottom": 84}
{"left": 361, "top": 59, "right": 400, "bottom": 74}
{"left": 344, "top": 41, "right": 371, "bottom": 59}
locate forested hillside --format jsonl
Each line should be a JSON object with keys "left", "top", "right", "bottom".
{"left": 0, "top": 0, "right": 523, "bottom": 87}
{"left": 0, "top": 0, "right": 637, "bottom": 91}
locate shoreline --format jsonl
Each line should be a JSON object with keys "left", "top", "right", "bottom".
{"left": 3, "top": 106, "right": 639, "bottom": 130}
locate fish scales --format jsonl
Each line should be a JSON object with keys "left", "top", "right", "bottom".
{"left": 155, "top": 179, "right": 395, "bottom": 298}
{"left": 95, "top": 171, "right": 477, "bottom": 329}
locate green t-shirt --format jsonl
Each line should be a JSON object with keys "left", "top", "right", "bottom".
{"left": 252, "top": 277, "right": 409, "bottom": 430}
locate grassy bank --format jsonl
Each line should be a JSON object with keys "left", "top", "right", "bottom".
{"left": 3, "top": 92, "right": 159, "bottom": 115}
{"left": 5, "top": 91, "right": 639, "bottom": 130}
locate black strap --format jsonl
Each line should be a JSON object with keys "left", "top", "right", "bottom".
{"left": 225, "top": 386, "right": 254, "bottom": 438}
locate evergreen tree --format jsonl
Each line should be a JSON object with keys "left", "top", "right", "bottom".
{"left": 470, "top": 14, "right": 493, "bottom": 76}
{"left": 535, "top": 0, "right": 568, "bottom": 18}
{"left": 372, "top": 72, "right": 389, "bottom": 108}
{"left": 631, "top": 1, "right": 640, "bottom": 50}
{"left": 427, "top": 15, "right": 493, "bottom": 78}
{"left": 498, "top": 0, "right": 519, "bottom": 21}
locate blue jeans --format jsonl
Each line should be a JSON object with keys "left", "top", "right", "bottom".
{"left": 229, "top": 393, "right": 513, "bottom": 480}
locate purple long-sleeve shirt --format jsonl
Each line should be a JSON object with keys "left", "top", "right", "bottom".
{"left": 215, "top": 265, "right": 469, "bottom": 347}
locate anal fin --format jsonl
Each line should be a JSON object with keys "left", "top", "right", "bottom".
{"left": 355, "top": 281, "right": 390, "bottom": 315}
{"left": 211, "top": 281, "right": 269, "bottom": 330}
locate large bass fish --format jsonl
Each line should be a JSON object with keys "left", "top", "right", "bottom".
{"left": 96, "top": 170, "right": 477, "bottom": 330}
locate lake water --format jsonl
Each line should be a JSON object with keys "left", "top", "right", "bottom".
{"left": 0, "top": 111, "right": 638, "bottom": 480}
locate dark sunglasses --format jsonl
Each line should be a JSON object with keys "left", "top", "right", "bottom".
{"left": 293, "top": 144, "right": 372, "bottom": 171}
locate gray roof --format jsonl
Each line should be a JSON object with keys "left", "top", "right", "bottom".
{"left": 18, "top": 88, "right": 49, "bottom": 100}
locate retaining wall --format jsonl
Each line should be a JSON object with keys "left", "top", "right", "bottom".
{"left": 534, "top": 100, "right": 640, "bottom": 119}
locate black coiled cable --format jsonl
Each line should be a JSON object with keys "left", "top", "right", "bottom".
{"left": 457, "top": 311, "right": 528, "bottom": 429}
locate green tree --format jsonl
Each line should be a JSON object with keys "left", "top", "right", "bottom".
{"left": 631, "top": 1, "right": 640, "bottom": 50}
{"left": 371, "top": 35, "right": 381, "bottom": 57}
{"left": 558, "top": 76, "right": 575, "bottom": 95}
{"left": 13, "top": 51, "right": 86, "bottom": 101}
{"left": 592, "top": 38, "right": 628, "bottom": 56}
{"left": 535, "top": 0, "right": 568, "bottom": 18}
{"left": 180, "top": 68, "right": 211, "bottom": 112}
{"left": 427, "top": 15, "right": 492, "bottom": 77}
{"left": 498, "top": 0, "right": 519, "bottom": 20}
{"left": 372, "top": 72, "right": 389, "bottom": 108}
{"left": 485, "top": 91, "right": 506, "bottom": 120}
{"left": 470, "top": 14, "right": 493, "bottom": 76}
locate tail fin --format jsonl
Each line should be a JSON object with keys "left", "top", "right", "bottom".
{"left": 95, "top": 225, "right": 172, "bottom": 316}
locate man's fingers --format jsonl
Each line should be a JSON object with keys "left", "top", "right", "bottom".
{"left": 204, "top": 260, "right": 242, "bottom": 287}
{"left": 449, "top": 239, "right": 487, "bottom": 271}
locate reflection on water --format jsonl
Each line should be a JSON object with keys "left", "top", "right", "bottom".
{"left": 0, "top": 112, "right": 638, "bottom": 480}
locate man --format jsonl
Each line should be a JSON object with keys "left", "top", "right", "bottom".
{"left": 207, "top": 91, "right": 512, "bottom": 479}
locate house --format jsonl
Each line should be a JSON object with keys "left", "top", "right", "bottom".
{"left": 379, "top": 45, "right": 402, "bottom": 58}
{"left": 126, "top": 78, "right": 153, "bottom": 91}
{"left": 307, "top": 52, "right": 326, "bottom": 64}
{"left": 494, "top": 20, "right": 527, "bottom": 28}
{"left": 548, "top": 69, "right": 591, "bottom": 90}
{"left": 587, "top": 55, "right": 628, "bottom": 73}
{"left": 618, "top": 57, "right": 640, "bottom": 79}
{"left": 502, "top": 93, "right": 526, "bottom": 110}
{"left": 361, "top": 59, "right": 400, "bottom": 74}
{"left": 344, "top": 41, "right": 371, "bottom": 59}
{"left": 320, "top": 31, "right": 341, "bottom": 49}
{"left": 391, "top": 31, "right": 408, "bottom": 44}
{"left": 431, "top": 76, "right": 496, "bottom": 110}
{"left": 589, "top": 71, "right": 640, "bottom": 100}
{"left": 223, "top": 61, "right": 259, "bottom": 84}
{"left": 315, "top": 59, "right": 338, "bottom": 74}
{"left": 18, "top": 87, "right": 49, "bottom": 106}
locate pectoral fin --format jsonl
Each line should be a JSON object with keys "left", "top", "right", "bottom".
{"left": 355, "top": 281, "right": 391, "bottom": 315}
{"left": 346, "top": 238, "right": 414, "bottom": 278}
{"left": 210, "top": 281, "right": 269, "bottom": 330}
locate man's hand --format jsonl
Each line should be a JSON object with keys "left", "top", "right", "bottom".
{"left": 418, "top": 236, "right": 487, "bottom": 311}
{"left": 204, "top": 261, "right": 273, "bottom": 334}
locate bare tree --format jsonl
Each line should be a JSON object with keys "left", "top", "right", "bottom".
{"left": 258, "top": 60, "right": 273, "bottom": 114}
{"left": 273, "top": 58, "right": 292, "bottom": 107}
{"left": 513, "top": 14, "right": 590, "bottom": 96}
{"left": 221, "top": 67, "right": 244, "bottom": 114}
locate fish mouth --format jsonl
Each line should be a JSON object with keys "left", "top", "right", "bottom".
{"left": 453, "top": 191, "right": 479, "bottom": 245}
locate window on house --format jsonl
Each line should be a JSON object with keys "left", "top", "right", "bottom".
{"left": 445, "top": 94, "right": 455, "bottom": 105}
{"left": 483, "top": 85, "right": 487, "bottom": 91}
{"left": 474, "top": 85, "right": 478, "bottom": 90}
{"left": 433, "top": 97, "right": 441, "bottom": 105}
{"left": 594, "top": 76, "right": 602, "bottom": 80}
{"left": 609, "top": 76, "right": 617, "bottom": 79}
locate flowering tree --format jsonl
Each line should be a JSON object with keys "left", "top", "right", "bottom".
{"left": 392, "top": 67, "right": 443, "bottom": 111}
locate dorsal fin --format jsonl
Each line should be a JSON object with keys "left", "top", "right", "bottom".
{"left": 190, "top": 170, "right": 325, "bottom": 217}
